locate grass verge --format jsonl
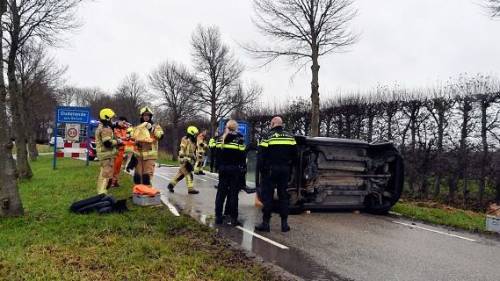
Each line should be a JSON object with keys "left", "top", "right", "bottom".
{"left": 157, "top": 151, "right": 179, "bottom": 166}
{"left": 0, "top": 156, "right": 282, "bottom": 281}
{"left": 392, "top": 200, "right": 487, "bottom": 232}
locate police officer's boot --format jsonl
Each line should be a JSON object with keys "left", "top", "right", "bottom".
{"left": 281, "top": 217, "right": 290, "bottom": 232}
{"left": 255, "top": 217, "right": 270, "bottom": 232}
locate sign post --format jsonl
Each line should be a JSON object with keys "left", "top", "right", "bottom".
{"left": 53, "top": 106, "right": 91, "bottom": 169}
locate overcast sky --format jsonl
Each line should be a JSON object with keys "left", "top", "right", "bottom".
{"left": 52, "top": 0, "right": 500, "bottom": 104}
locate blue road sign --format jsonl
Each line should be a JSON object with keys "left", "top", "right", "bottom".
{"left": 53, "top": 106, "right": 91, "bottom": 169}
{"left": 218, "top": 119, "right": 250, "bottom": 145}
{"left": 56, "top": 106, "right": 90, "bottom": 124}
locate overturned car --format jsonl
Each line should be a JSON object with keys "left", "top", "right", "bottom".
{"left": 255, "top": 136, "right": 404, "bottom": 214}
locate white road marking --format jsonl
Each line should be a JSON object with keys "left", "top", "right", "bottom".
{"left": 392, "top": 221, "right": 477, "bottom": 242}
{"left": 160, "top": 194, "right": 180, "bottom": 217}
{"left": 236, "top": 226, "right": 289, "bottom": 250}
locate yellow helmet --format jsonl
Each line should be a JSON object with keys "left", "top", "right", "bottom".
{"left": 140, "top": 106, "right": 153, "bottom": 116}
{"left": 187, "top": 126, "right": 199, "bottom": 136}
{"left": 99, "top": 108, "right": 116, "bottom": 121}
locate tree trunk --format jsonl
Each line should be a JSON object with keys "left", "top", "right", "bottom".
{"left": 433, "top": 110, "right": 445, "bottom": 198}
{"left": 459, "top": 98, "right": 471, "bottom": 207}
{"left": 310, "top": 55, "right": 320, "bottom": 137}
{"left": 171, "top": 122, "right": 179, "bottom": 161}
{"left": 210, "top": 88, "right": 217, "bottom": 136}
{"left": 448, "top": 176, "right": 457, "bottom": 203}
{"left": 479, "top": 99, "right": 489, "bottom": 205}
{"left": 0, "top": 0, "right": 24, "bottom": 217}
{"left": 7, "top": 3, "right": 32, "bottom": 179}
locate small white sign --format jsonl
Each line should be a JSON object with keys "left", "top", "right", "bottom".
{"left": 65, "top": 124, "right": 80, "bottom": 142}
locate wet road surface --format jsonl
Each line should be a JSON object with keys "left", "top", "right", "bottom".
{"left": 152, "top": 165, "right": 500, "bottom": 281}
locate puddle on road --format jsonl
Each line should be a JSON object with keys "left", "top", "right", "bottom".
{"left": 177, "top": 203, "right": 348, "bottom": 281}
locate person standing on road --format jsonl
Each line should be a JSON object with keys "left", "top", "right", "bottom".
{"left": 255, "top": 116, "right": 297, "bottom": 233}
{"left": 133, "top": 107, "right": 164, "bottom": 187}
{"left": 95, "top": 108, "right": 122, "bottom": 194}
{"left": 111, "top": 117, "right": 130, "bottom": 187}
{"left": 167, "top": 126, "right": 200, "bottom": 194}
{"left": 214, "top": 120, "right": 246, "bottom": 226}
{"left": 194, "top": 129, "right": 208, "bottom": 175}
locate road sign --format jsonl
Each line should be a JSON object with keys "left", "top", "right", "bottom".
{"left": 65, "top": 124, "right": 81, "bottom": 142}
{"left": 56, "top": 106, "right": 90, "bottom": 124}
{"left": 53, "top": 106, "right": 91, "bottom": 169}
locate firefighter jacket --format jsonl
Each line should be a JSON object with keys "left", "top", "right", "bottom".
{"left": 179, "top": 135, "right": 197, "bottom": 164}
{"left": 196, "top": 134, "right": 208, "bottom": 157}
{"left": 216, "top": 132, "right": 246, "bottom": 169}
{"left": 258, "top": 126, "right": 297, "bottom": 171}
{"left": 95, "top": 123, "right": 118, "bottom": 160}
{"left": 133, "top": 122, "right": 164, "bottom": 160}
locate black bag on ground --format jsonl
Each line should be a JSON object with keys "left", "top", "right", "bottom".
{"left": 70, "top": 195, "right": 128, "bottom": 214}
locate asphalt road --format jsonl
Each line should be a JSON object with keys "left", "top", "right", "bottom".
{"left": 152, "top": 165, "right": 500, "bottom": 281}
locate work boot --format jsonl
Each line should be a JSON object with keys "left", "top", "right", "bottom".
{"left": 281, "top": 218, "right": 290, "bottom": 232}
{"left": 254, "top": 221, "right": 270, "bottom": 232}
{"left": 228, "top": 217, "right": 242, "bottom": 227}
{"left": 167, "top": 183, "right": 175, "bottom": 193}
{"left": 198, "top": 171, "right": 206, "bottom": 175}
{"left": 188, "top": 189, "right": 200, "bottom": 194}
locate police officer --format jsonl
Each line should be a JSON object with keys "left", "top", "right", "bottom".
{"left": 134, "top": 107, "right": 164, "bottom": 186}
{"left": 95, "top": 108, "right": 122, "bottom": 194}
{"left": 215, "top": 120, "right": 246, "bottom": 225}
{"left": 255, "top": 116, "right": 297, "bottom": 232}
{"left": 168, "top": 126, "right": 200, "bottom": 194}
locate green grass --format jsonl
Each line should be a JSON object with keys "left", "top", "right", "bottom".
{"left": 157, "top": 151, "right": 179, "bottom": 166}
{"left": 0, "top": 156, "right": 280, "bottom": 281}
{"left": 36, "top": 144, "right": 52, "bottom": 154}
{"left": 393, "top": 201, "right": 487, "bottom": 232}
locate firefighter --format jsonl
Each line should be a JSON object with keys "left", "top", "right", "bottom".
{"left": 133, "top": 107, "right": 164, "bottom": 186}
{"left": 255, "top": 116, "right": 297, "bottom": 232}
{"left": 95, "top": 108, "right": 122, "bottom": 194}
{"left": 167, "top": 126, "right": 200, "bottom": 194}
{"left": 214, "top": 120, "right": 246, "bottom": 225}
{"left": 194, "top": 129, "right": 208, "bottom": 175}
{"left": 111, "top": 117, "right": 130, "bottom": 187}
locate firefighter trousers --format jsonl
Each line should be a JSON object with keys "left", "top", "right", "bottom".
{"left": 97, "top": 158, "right": 114, "bottom": 194}
{"left": 170, "top": 161, "right": 195, "bottom": 191}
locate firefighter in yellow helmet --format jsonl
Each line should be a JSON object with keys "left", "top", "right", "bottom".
{"left": 133, "top": 107, "right": 164, "bottom": 186}
{"left": 95, "top": 108, "right": 122, "bottom": 194}
{"left": 167, "top": 125, "right": 200, "bottom": 194}
{"left": 194, "top": 129, "right": 208, "bottom": 175}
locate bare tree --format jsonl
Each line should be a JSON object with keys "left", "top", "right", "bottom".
{"left": 149, "top": 61, "right": 199, "bottom": 160}
{"left": 4, "top": 0, "right": 81, "bottom": 179}
{"left": 114, "top": 73, "right": 147, "bottom": 123}
{"left": 484, "top": 0, "right": 500, "bottom": 17}
{"left": 16, "top": 43, "right": 65, "bottom": 160}
{"left": 248, "top": 0, "right": 358, "bottom": 136}
{"left": 426, "top": 86, "right": 455, "bottom": 198}
{"left": 191, "top": 25, "right": 257, "bottom": 134}
{"left": 0, "top": 0, "right": 23, "bottom": 217}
